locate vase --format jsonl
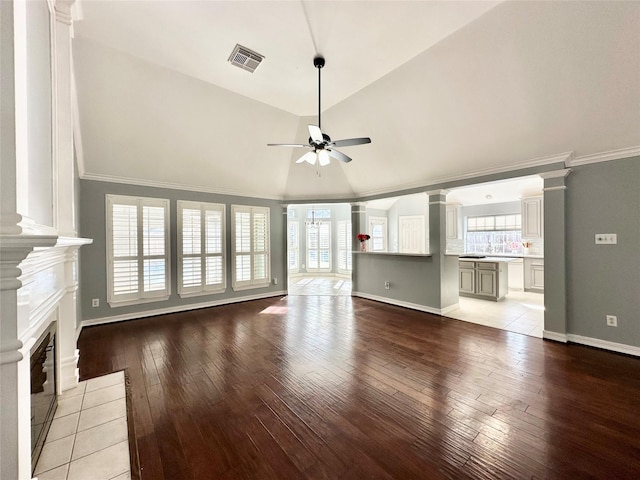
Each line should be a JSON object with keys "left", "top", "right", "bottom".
{"left": 523, "top": 247, "right": 530, "bottom": 255}
{"left": 360, "top": 241, "right": 367, "bottom": 252}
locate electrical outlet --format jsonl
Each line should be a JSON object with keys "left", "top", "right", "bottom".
{"left": 273, "top": 277, "right": 278, "bottom": 285}
{"left": 595, "top": 233, "right": 617, "bottom": 244}
{"left": 606, "top": 315, "right": 617, "bottom": 327}
{"left": 384, "top": 281, "right": 390, "bottom": 290}
{"left": 92, "top": 298, "right": 99, "bottom": 308}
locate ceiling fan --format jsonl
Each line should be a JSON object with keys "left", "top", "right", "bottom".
{"left": 268, "top": 56, "right": 371, "bottom": 166}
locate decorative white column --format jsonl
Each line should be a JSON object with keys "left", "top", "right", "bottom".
{"left": 57, "top": 238, "right": 91, "bottom": 392}
{"left": 0, "top": 236, "right": 57, "bottom": 480}
{"left": 53, "top": 0, "right": 77, "bottom": 237}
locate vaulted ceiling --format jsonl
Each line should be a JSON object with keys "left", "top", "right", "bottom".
{"left": 72, "top": 1, "right": 640, "bottom": 201}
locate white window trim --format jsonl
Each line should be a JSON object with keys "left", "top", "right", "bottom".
{"left": 288, "top": 221, "right": 299, "bottom": 274}
{"left": 231, "top": 205, "right": 271, "bottom": 291}
{"left": 106, "top": 194, "right": 171, "bottom": 307}
{"left": 306, "top": 220, "right": 332, "bottom": 272}
{"left": 337, "top": 220, "right": 352, "bottom": 273}
{"left": 177, "top": 200, "right": 226, "bottom": 298}
{"left": 369, "top": 216, "right": 388, "bottom": 252}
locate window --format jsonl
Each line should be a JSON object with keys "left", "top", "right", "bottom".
{"left": 306, "top": 222, "right": 331, "bottom": 271}
{"left": 177, "top": 201, "right": 225, "bottom": 297}
{"left": 288, "top": 221, "right": 299, "bottom": 273}
{"left": 368, "top": 216, "right": 388, "bottom": 252}
{"left": 106, "top": 195, "right": 170, "bottom": 306}
{"left": 231, "top": 205, "right": 270, "bottom": 290}
{"left": 337, "top": 220, "right": 352, "bottom": 273}
{"left": 467, "top": 214, "right": 521, "bottom": 232}
{"left": 465, "top": 214, "right": 523, "bottom": 254}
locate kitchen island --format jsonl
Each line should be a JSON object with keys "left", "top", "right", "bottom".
{"left": 457, "top": 256, "right": 517, "bottom": 301}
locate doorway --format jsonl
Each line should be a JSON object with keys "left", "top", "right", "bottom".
{"left": 286, "top": 203, "right": 352, "bottom": 296}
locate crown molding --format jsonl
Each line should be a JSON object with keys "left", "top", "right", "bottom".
{"left": 568, "top": 146, "right": 640, "bottom": 167}
{"left": 356, "top": 151, "right": 574, "bottom": 198}
{"left": 80, "top": 172, "right": 285, "bottom": 201}
{"left": 539, "top": 168, "right": 572, "bottom": 180}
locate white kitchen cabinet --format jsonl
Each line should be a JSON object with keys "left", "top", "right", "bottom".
{"left": 524, "top": 258, "right": 544, "bottom": 292}
{"left": 522, "top": 196, "right": 543, "bottom": 238}
{"left": 507, "top": 258, "right": 524, "bottom": 291}
{"left": 446, "top": 205, "right": 462, "bottom": 240}
{"left": 459, "top": 261, "right": 475, "bottom": 294}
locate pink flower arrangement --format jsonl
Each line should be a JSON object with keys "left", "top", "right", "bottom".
{"left": 357, "top": 233, "right": 370, "bottom": 243}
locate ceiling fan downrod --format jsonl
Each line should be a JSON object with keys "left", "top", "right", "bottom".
{"left": 314, "top": 56, "right": 325, "bottom": 130}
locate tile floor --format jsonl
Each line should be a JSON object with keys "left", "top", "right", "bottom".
{"left": 289, "top": 276, "right": 544, "bottom": 338}
{"left": 288, "top": 275, "right": 352, "bottom": 296}
{"left": 34, "top": 371, "right": 131, "bottom": 480}
{"left": 447, "top": 290, "right": 545, "bottom": 338}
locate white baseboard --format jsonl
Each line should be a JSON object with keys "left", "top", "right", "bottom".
{"left": 543, "top": 330, "right": 568, "bottom": 343}
{"left": 567, "top": 333, "right": 640, "bottom": 357}
{"left": 351, "top": 291, "right": 455, "bottom": 316}
{"left": 544, "top": 330, "right": 640, "bottom": 356}
{"left": 80, "top": 290, "right": 287, "bottom": 330}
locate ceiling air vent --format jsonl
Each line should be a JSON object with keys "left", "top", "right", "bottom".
{"left": 228, "top": 44, "right": 264, "bottom": 73}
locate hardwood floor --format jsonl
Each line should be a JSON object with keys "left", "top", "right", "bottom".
{"left": 78, "top": 295, "right": 640, "bottom": 479}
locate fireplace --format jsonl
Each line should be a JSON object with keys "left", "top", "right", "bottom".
{"left": 30, "top": 323, "right": 57, "bottom": 471}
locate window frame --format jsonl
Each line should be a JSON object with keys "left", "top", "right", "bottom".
{"left": 337, "top": 220, "right": 352, "bottom": 273}
{"left": 288, "top": 220, "right": 300, "bottom": 274}
{"left": 231, "top": 205, "right": 271, "bottom": 291}
{"left": 106, "top": 194, "right": 171, "bottom": 307}
{"left": 368, "top": 216, "right": 388, "bottom": 252}
{"left": 177, "top": 200, "right": 226, "bottom": 298}
{"left": 306, "top": 220, "right": 332, "bottom": 272}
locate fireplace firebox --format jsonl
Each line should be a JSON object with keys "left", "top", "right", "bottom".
{"left": 30, "top": 323, "right": 57, "bottom": 471}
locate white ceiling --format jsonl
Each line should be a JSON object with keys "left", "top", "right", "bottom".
{"left": 74, "top": 0, "right": 500, "bottom": 116}
{"left": 72, "top": 1, "right": 640, "bottom": 201}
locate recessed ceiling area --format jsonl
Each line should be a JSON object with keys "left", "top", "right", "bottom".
{"left": 446, "top": 176, "right": 543, "bottom": 206}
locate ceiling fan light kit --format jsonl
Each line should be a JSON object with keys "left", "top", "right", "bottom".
{"left": 268, "top": 56, "right": 371, "bottom": 166}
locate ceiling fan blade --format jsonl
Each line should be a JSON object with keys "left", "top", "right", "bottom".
{"left": 331, "top": 137, "right": 372, "bottom": 148}
{"left": 327, "top": 148, "right": 352, "bottom": 163}
{"left": 318, "top": 150, "right": 330, "bottom": 167}
{"left": 296, "top": 151, "right": 317, "bottom": 164}
{"left": 267, "top": 143, "right": 310, "bottom": 148}
{"left": 308, "top": 125, "right": 323, "bottom": 144}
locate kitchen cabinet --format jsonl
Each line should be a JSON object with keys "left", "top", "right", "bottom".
{"left": 459, "top": 261, "right": 475, "bottom": 294}
{"left": 507, "top": 258, "right": 524, "bottom": 291}
{"left": 459, "top": 259, "right": 509, "bottom": 301}
{"left": 524, "top": 258, "right": 544, "bottom": 292}
{"left": 522, "top": 196, "right": 543, "bottom": 238}
{"left": 446, "top": 205, "right": 462, "bottom": 240}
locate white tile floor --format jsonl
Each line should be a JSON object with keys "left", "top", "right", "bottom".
{"left": 288, "top": 275, "right": 352, "bottom": 296}
{"left": 448, "top": 290, "right": 545, "bottom": 338}
{"left": 289, "top": 276, "right": 544, "bottom": 338}
{"left": 34, "top": 371, "right": 131, "bottom": 480}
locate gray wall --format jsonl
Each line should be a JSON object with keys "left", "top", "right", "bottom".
{"left": 353, "top": 254, "right": 441, "bottom": 308}
{"left": 566, "top": 157, "right": 640, "bottom": 347}
{"left": 79, "top": 180, "right": 286, "bottom": 321}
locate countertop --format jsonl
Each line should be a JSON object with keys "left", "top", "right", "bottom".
{"left": 458, "top": 256, "right": 519, "bottom": 263}
{"left": 446, "top": 253, "right": 544, "bottom": 259}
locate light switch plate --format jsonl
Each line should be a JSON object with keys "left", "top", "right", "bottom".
{"left": 595, "top": 233, "right": 617, "bottom": 244}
